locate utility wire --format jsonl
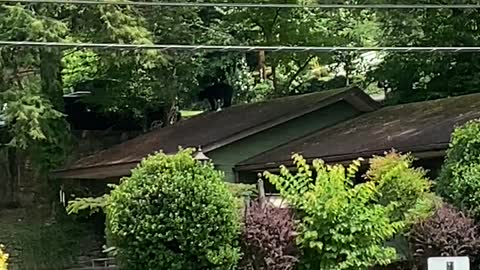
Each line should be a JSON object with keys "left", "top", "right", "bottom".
{"left": 1, "top": 41, "right": 480, "bottom": 53}
{"left": 0, "top": 0, "right": 480, "bottom": 9}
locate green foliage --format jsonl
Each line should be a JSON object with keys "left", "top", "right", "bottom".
{"left": 1, "top": 80, "right": 65, "bottom": 149}
{"left": 61, "top": 50, "right": 99, "bottom": 92}
{"left": 226, "top": 183, "right": 258, "bottom": 200}
{"left": 368, "top": 0, "right": 480, "bottom": 103}
{"left": 0, "top": 1, "right": 162, "bottom": 168}
{"left": 367, "top": 151, "right": 438, "bottom": 224}
{"left": 0, "top": 78, "right": 70, "bottom": 170}
{"left": 437, "top": 119, "right": 480, "bottom": 218}
{"left": 226, "top": 183, "right": 258, "bottom": 218}
{"left": 264, "top": 152, "right": 436, "bottom": 270}
{"left": 0, "top": 245, "right": 7, "bottom": 270}
{"left": 66, "top": 194, "right": 109, "bottom": 216}
{"left": 265, "top": 154, "right": 401, "bottom": 270}
{"left": 106, "top": 149, "right": 241, "bottom": 270}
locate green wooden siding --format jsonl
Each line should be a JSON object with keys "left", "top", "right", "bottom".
{"left": 208, "top": 101, "right": 361, "bottom": 182}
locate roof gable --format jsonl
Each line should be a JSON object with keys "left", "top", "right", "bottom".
{"left": 53, "top": 86, "right": 378, "bottom": 178}
{"left": 237, "top": 93, "right": 480, "bottom": 171}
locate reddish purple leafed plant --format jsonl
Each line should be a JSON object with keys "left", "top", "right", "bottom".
{"left": 240, "top": 202, "right": 299, "bottom": 270}
{"left": 409, "top": 204, "right": 480, "bottom": 268}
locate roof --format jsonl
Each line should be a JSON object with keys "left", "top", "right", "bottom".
{"left": 53, "top": 86, "right": 378, "bottom": 179}
{"left": 237, "top": 93, "right": 480, "bottom": 171}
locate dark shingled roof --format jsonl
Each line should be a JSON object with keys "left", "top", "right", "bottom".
{"left": 53, "top": 86, "right": 378, "bottom": 179}
{"left": 237, "top": 93, "right": 480, "bottom": 171}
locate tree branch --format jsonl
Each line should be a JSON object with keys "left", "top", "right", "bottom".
{"left": 252, "top": 20, "right": 267, "bottom": 40}
{"left": 286, "top": 55, "right": 315, "bottom": 92}
{"left": 270, "top": 8, "right": 280, "bottom": 34}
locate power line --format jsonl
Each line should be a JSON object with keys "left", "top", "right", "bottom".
{"left": 1, "top": 0, "right": 480, "bottom": 9}
{"left": 1, "top": 41, "right": 480, "bottom": 53}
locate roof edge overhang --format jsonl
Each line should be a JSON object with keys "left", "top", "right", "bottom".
{"left": 51, "top": 161, "right": 138, "bottom": 179}
{"left": 235, "top": 143, "right": 448, "bottom": 173}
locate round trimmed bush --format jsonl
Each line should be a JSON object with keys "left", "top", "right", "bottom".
{"left": 106, "top": 149, "right": 241, "bottom": 270}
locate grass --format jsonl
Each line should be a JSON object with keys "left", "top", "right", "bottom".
{"left": 180, "top": 110, "right": 203, "bottom": 119}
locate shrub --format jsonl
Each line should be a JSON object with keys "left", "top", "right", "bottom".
{"left": 106, "top": 149, "right": 241, "bottom": 270}
{"left": 367, "top": 151, "right": 438, "bottom": 224}
{"left": 264, "top": 152, "right": 436, "bottom": 270}
{"left": 240, "top": 202, "right": 299, "bottom": 270}
{"left": 226, "top": 183, "right": 258, "bottom": 218}
{"left": 437, "top": 119, "right": 480, "bottom": 217}
{"left": 0, "top": 245, "right": 7, "bottom": 270}
{"left": 264, "top": 154, "right": 403, "bottom": 270}
{"left": 66, "top": 194, "right": 109, "bottom": 216}
{"left": 408, "top": 204, "right": 480, "bottom": 269}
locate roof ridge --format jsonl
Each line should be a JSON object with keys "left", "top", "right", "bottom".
{"left": 380, "top": 92, "right": 480, "bottom": 109}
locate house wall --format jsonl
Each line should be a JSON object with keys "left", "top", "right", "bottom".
{"left": 208, "top": 101, "right": 361, "bottom": 182}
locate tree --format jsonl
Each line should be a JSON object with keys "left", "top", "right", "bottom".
{"left": 367, "top": 0, "right": 480, "bottom": 104}
{"left": 106, "top": 149, "right": 240, "bottom": 270}
{"left": 0, "top": 2, "right": 167, "bottom": 207}
{"left": 214, "top": 0, "right": 380, "bottom": 97}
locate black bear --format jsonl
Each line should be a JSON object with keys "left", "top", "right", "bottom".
{"left": 199, "top": 82, "right": 233, "bottom": 111}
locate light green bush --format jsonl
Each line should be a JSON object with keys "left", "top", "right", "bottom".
{"left": 106, "top": 149, "right": 241, "bottom": 270}
{"left": 367, "top": 151, "right": 439, "bottom": 224}
{"left": 0, "top": 245, "right": 8, "bottom": 270}
{"left": 437, "top": 119, "right": 480, "bottom": 218}
{"left": 264, "top": 152, "right": 436, "bottom": 270}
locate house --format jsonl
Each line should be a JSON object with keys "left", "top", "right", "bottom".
{"left": 236, "top": 92, "right": 480, "bottom": 184}
{"left": 53, "top": 87, "right": 480, "bottom": 189}
{"left": 52, "top": 86, "right": 379, "bottom": 182}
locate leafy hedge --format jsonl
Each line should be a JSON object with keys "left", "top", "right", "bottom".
{"left": 240, "top": 202, "right": 299, "bottom": 270}
{"left": 437, "top": 119, "right": 480, "bottom": 217}
{"left": 106, "top": 149, "right": 241, "bottom": 270}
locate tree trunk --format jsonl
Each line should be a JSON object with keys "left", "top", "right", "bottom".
{"left": 345, "top": 66, "right": 351, "bottom": 86}
{"left": 258, "top": 50, "right": 266, "bottom": 82}
{"left": 40, "top": 49, "right": 64, "bottom": 111}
